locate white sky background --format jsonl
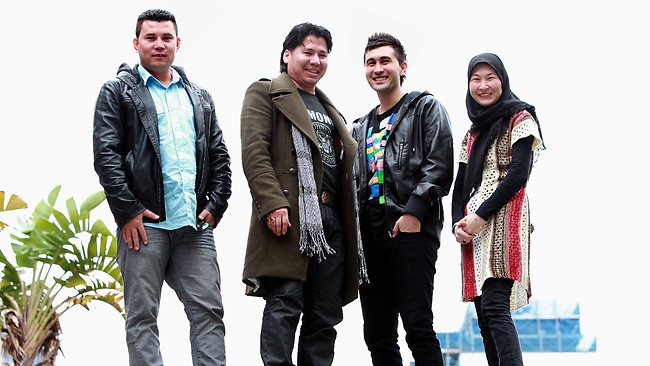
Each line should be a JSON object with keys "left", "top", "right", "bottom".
{"left": 1, "top": 0, "right": 647, "bottom": 365}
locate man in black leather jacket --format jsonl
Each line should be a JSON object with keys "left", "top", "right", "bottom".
{"left": 92, "top": 9, "right": 231, "bottom": 366}
{"left": 351, "top": 33, "right": 453, "bottom": 366}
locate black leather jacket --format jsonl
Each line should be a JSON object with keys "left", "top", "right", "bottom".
{"left": 93, "top": 63, "right": 231, "bottom": 228}
{"left": 352, "top": 91, "right": 454, "bottom": 235}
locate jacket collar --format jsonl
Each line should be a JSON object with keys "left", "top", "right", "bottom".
{"left": 354, "top": 90, "right": 431, "bottom": 127}
{"left": 115, "top": 63, "right": 191, "bottom": 88}
{"left": 268, "top": 73, "right": 319, "bottom": 145}
{"left": 268, "top": 73, "right": 356, "bottom": 166}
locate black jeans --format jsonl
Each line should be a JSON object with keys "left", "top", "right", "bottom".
{"left": 259, "top": 204, "right": 345, "bottom": 366}
{"left": 474, "top": 278, "right": 524, "bottom": 366}
{"left": 359, "top": 219, "right": 443, "bottom": 366}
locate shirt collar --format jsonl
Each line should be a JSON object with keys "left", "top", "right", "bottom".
{"left": 138, "top": 66, "right": 183, "bottom": 88}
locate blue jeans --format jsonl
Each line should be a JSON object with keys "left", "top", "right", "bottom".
{"left": 117, "top": 226, "right": 225, "bottom": 366}
{"left": 259, "top": 203, "right": 346, "bottom": 366}
{"left": 474, "top": 278, "right": 523, "bottom": 366}
{"left": 359, "top": 222, "right": 443, "bottom": 366}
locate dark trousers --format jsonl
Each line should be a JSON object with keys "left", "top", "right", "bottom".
{"left": 474, "top": 278, "right": 524, "bottom": 366}
{"left": 359, "top": 220, "right": 443, "bottom": 366}
{"left": 260, "top": 204, "right": 345, "bottom": 366}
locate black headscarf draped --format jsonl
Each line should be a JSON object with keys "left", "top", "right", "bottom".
{"left": 461, "top": 53, "right": 544, "bottom": 207}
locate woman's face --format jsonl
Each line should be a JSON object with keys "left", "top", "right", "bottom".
{"left": 469, "top": 63, "right": 502, "bottom": 107}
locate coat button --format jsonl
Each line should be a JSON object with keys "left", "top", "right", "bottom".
{"left": 282, "top": 189, "right": 289, "bottom": 197}
{"left": 288, "top": 167, "right": 296, "bottom": 174}
{"left": 290, "top": 148, "right": 296, "bottom": 154}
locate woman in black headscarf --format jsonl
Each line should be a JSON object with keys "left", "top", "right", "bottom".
{"left": 451, "top": 53, "right": 544, "bottom": 366}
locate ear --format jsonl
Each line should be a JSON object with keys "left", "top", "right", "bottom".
{"left": 400, "top": 60, "right": 408, "bottom": 76}
{"left": 282, "top": 49, "right": 290, "bottom": 64}
{"left": 176, "top": 37, "right": 181, "bottom": 51}
{"left": 133, "top": 38, "right": 139, "bottom": 52}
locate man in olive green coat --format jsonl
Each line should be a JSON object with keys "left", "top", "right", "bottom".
{"left": 240, "top": 22, "right": 361, "bottom": 366}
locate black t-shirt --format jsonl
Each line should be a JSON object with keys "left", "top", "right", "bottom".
{"left": 298, "top": 89, "right": 338, "bottom": 194}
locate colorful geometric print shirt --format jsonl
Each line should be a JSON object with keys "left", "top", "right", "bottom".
{"left": 366, "top": 112, "right": 396, "bottom": 204}
{"left": 138, "top": 66, "right": 200, "bottom": 231}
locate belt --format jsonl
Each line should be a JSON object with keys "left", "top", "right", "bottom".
{"left": 320, "top": 190, "right": 336, "bottom": 206}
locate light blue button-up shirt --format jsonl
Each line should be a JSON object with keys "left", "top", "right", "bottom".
{"left": 139, "top": 66, "right": 199, "bottom": 231}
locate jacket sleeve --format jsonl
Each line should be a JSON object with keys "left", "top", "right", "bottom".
{"left": 450, "top": 162, "right": 467, "bottom": 229}
{"left": 403, "top": 97, "right": 455, "bottom": 221}
{"left": 93, "top": 81, "right": 145, "bottom": 227}
{"left": 240, "top": 81, "right": 290, "bottom": 220}
{"left": 203, "top": 90, "right": 232, "bottom": 221}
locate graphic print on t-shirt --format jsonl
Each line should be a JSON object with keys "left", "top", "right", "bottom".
{"left": 308, "top": 109, "right": 337, "bottom": 168}
{"left": 298, "top": 89, "right": 339, "bottom": 194}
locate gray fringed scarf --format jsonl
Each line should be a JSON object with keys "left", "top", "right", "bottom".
{"left": 290, "top": 124, "right": 334, "bottom": 262}
{"left": 352, "top": 165, "right": 370, "bottom": 284}
{"left": 290, "top": 123, "right": 370, "bottom": 284}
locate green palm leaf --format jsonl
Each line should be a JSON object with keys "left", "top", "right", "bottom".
{"left": 1, "top": 186, "right": 125, "bottom": 363}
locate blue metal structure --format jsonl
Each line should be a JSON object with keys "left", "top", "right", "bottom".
{"left": 413, "top": 300, "right": 596, "bottom": 366}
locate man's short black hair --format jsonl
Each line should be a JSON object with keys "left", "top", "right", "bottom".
{"left": 280, "top": 23, "right": 333, "bottom": 73}
{"left": 135, "top": 9, "right": 178, "bottom": 38}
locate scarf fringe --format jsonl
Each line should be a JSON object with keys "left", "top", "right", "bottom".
{"left": 352, "top": 160, "right": 370, "bottom": 284}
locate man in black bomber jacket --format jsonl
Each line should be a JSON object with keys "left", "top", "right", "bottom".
{"left": 92, "top": 9, "right": 231, "bottom": 366}
{"left": 351, "top": 33, "right": 454, "bottom": 366}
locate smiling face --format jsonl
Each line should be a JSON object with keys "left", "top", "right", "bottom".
{"left": 283, "top": 36, "right": 329, "bottom": 93}
{"left": 469, "top": 63, "right": 503, "bottom": 107}
{"left": 364, "top": 45, "right": 406, "bottom": 94}
{"left": 133, "top": 20, "right": 180, "bottom": 81}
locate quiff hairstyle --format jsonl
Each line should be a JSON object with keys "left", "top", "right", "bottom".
{"left": 364, "top": 32, "right": 407, "bottom": 85}
{"left": 135, "top": 9, "right": 178, "bottom": 37}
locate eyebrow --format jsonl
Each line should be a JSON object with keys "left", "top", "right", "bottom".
{"left": 366, "top": 55, "right": 392, "bottom": 63}
{"left": 471, "top": 71, "right": 497, "bottom": 78}
{"left": 305, "top": 45, "right": 326, "bottom": 51}
{"left": 143, "top": 32, "right": 175, "bottom": 37}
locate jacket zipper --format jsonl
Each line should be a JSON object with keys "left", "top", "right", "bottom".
{"left": 197, "top": 106, "right": 208, "bottom": 200}
{"left": 397, "top": 142, "right": 404, "bottom": 170}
